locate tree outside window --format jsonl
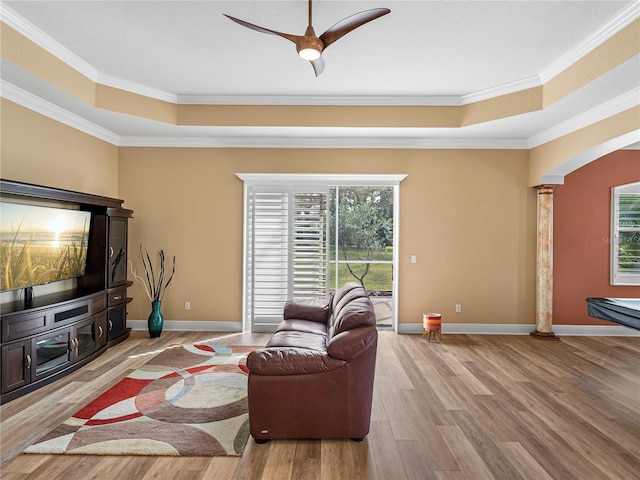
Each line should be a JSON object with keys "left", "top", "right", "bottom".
{"left": 330, "top": 187, "right": 393, "bottom": 293}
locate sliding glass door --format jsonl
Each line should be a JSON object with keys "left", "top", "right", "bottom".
{"left": 239, "top": 174, "right": 404, "bottom": 333}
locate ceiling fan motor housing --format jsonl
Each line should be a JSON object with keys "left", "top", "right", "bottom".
{"left": 297, "top": 26, "right": 324, "bottom": 59}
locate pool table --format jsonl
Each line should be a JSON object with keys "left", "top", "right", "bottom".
{"left": 586, "top": 297, "right": 640, "bottom": 330}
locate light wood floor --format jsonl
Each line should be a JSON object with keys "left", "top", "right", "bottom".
{"left": 1, "top": 330, "right": 639, "bottom": 479}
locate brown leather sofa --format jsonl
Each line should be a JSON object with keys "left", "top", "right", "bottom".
{"left": 246, "top": 282, "right": 378, "bottom": 442}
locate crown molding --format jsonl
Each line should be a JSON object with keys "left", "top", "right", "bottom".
{"left": 0, "top": 80, "right": 120, "bottom": 145}
{"left": 0, "top": 3, "right": 99, "bottom": 81}
{"left": 96, "top": 72, "right": 178, "bottom": 104}
{"left": 2, "top": 1, "right": 635, "bottom": 107}
{"left": 176, "top": 94, "right": 461, "bottom": 106}
{"left": 464, "top": 2, "right": 640, "bottom": 104}
{"left": 117, "top": 134, "right": 528, "bottom": 150}
{"left": 460, "top": 75, "right": 542, "bottom": 105}
{"left": 528, "top": 87, "right": 640, "bottom": 148}
{"left": 539, "top": 1, "right": 640, "bottom": 84}
{"left": 0, "top": 3, "right": 177, "bottom": 103}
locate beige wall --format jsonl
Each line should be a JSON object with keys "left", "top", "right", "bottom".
{"left": 118, "top": 147, "right": 536, "bottom": 326}
{"left": 1, "top": 98, "right": 537, "bottom": 329}
{"left": 0, "top": 100, "right": 119, "bottom": 197}
{"left": 8, "top": 98, "right": 640, "bottom": 330}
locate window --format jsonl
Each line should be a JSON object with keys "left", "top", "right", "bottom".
{"left": 611, "top": 181, "right": 640, "bottom": 286}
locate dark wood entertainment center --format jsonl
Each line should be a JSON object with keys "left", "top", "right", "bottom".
{"left": 0, "top": 180, "right": 133, "bottom": 404}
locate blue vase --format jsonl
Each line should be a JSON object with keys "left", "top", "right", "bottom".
{"left": 148, "top": 301, "right": 164, "bottom": 338}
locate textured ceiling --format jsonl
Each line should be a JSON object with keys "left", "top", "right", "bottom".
{"left": 3, "top": 0, "right": 632, "bottom": 97}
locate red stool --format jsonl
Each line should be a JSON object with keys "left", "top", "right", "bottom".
{"left": 422, "top": 313, "right": 442, "bottom": 342}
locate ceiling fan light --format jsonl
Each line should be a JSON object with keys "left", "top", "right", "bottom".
{"left": 299, "top": 47, "right": 321, "bottom": 60}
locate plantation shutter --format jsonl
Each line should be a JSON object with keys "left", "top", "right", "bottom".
{"left": 612, "top": 182, "right": 640, "bottom": 285}
{"left": 247, "top": 185, "right": 328, "bottom": 331}
{"left": 248, "top": 187, "right": 289, "bottom": 327}
{"left": 291, "top": 191, "right": 328, "bottom": 300}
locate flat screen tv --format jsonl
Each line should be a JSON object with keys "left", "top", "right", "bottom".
{"left": 0, "top": 202, "right": 92, "bottom": 292}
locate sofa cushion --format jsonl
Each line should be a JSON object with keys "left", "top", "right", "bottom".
{"left": 266, "top": 330, "right": 326, "bottom": 351}
{"left": 276, "top": 319, "right": 328, "bottom": 336}
{"left": 283, "top": 300, "right": 330, "bottom": 323}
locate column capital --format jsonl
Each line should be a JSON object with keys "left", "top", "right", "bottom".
{"left": 534, "top": 185, "right": 556, "bottom": 193}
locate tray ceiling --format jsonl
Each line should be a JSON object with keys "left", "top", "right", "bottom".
{"left": 1, "top": 1, "right": 638, "bottom": 149}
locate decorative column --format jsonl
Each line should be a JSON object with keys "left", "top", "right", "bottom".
{"left": 531, "top": 185, "right": 559, "bottom": 340}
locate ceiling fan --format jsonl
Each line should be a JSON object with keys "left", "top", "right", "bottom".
{"left": 224, "top": 0, "right": 390, "bottom": 76}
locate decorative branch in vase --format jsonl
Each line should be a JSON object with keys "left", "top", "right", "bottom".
{"left": 129, "top": 246, "right": 176, "bottom": 338}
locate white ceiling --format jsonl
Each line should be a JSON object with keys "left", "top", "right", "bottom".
{"left": 1, "top": 0, "right": 639, "bottom": 148}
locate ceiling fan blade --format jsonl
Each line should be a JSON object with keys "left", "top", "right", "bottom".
{"left": 319, "top": 8, "right": 391, "bottom": 50}
{"left": 310, "top": 56, "right": 325, "bottom": 77}
{"left": 223, "top": 14, "right": 302, "bottom": 45}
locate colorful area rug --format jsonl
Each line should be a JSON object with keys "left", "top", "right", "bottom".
{"left": 25, "top": 344, "right": 256, "bottom": 456}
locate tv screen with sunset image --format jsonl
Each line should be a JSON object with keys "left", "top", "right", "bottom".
{"left": 0, "top": 202, "right": 91, "bottom": 292}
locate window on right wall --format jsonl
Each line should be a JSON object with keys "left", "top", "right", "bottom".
{"left": 611, "top": 181, "right": 640, "bottom": 286}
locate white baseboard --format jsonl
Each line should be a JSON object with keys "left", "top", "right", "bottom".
{"left": 128, "top": 320, "right": 242, "bottom": 332}
{"left": 397, "top": 322, "right": 640, "bottom": 336}
{"left": 552, "top": 324, "right": 640, "bottom": 336}
{"left": 128, "top": 320, "right": 640, "bottom": 337}
{"left": 398, "top": 323, "right": 535, "bottom": 335}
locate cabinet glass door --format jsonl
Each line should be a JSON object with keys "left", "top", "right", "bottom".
{"left": 76, "top": 322, "right": 97, "bottom": 358}
{"left": 108, "top": 217, "right": 127, "bottom": 286}
{"left": 107, "top": 307, "right": 126, "bottom": 342}
{"left": 75, "top": 314, "right": 106, "bottom": 360}
{"left": 35, "top": 332, "right": 70, "bottom": 376}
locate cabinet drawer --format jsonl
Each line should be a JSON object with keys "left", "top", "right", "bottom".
{"left": 2, "top": 310, "right": 48, "bottom": 342}
{"left": 108, "top": 288, "right": 127, "bottom": 307}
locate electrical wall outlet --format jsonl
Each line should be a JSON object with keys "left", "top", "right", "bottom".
{"left": 455, "top": 304, "right": 461, "bottom": 313}
{"left": 411, "top": 255, "right": 417, "bottom": 263}
{"left": 185, "top": 301, "right": 191, "bottom": 310}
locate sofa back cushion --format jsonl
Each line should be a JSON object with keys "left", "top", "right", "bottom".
{"left": 331, "top": 283, "right": 367, "bottom": 313}
{"left": 328, "top": 283, "right": 376, "bottom": 339}
{"left": 283, "top": 300, "right": 330, "bottom": 323}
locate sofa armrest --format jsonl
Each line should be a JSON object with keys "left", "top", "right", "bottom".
{"left": 247, "top": 347, "right": 346, "bottom": 375}
{"left": 327, "top": 327, "right": 377, "bottom": 361}
{"left": 283, "top": 300, "right": 330, "bottom": 324}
